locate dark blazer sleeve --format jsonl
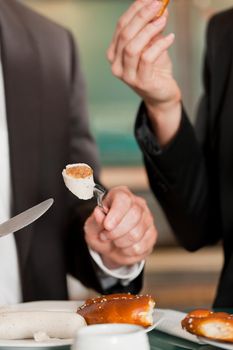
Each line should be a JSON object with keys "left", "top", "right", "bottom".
{"left": 135, "top": 18, "right": 222, "bottom": 252}
{"left": 65, "top": 33, "right": 142, "bottom": 294}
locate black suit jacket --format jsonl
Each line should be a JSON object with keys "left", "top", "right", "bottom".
{"left": 136, "top": 9, "right": 233, "bottom": 307}
{"left": 0, "top": 0, "right": 142, "bottom": 301}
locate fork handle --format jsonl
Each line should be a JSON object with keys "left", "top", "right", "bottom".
{"left": 94, "top": 184, "right": 108, "bottom": 214}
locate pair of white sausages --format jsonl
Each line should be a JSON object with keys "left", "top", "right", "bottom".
{"left": 0, "top": 311, "right": 86, "bottom": 340}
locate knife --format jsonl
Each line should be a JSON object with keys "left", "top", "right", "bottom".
{"left": 0, "top": 198, "right": 54, "bottom": 238}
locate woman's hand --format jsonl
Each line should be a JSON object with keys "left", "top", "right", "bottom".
{"left": 107, "top": 0, "right": 182, "bottom": 146}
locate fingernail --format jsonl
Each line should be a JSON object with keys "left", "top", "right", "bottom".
{"left": 133, "top": 244, "right": 141, "bottom": 254}
{"left": 166, "top": 33, "right": 175, "bottom": 41}
{"left": 107, "top": 49, "right": 114, "bottom": 62}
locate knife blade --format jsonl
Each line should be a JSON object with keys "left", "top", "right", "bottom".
{"left": 0, "top": 198, "right": 54, "bottom": 238}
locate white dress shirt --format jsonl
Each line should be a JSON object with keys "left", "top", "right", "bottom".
{"left": 0, "top": 57, "right": 143, "bottom": 305}
{"left": 0, "top": 58, "right": 22, "bottom": 305}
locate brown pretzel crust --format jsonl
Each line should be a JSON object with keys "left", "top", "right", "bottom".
{"left": 182, "top": 309, "right": 233, "bottom": 343}
{"left": 77, "top": 293, "right": 155, "bottom": 327}
{"left": 157, "top": 0, "right": 170, "bottom": 17}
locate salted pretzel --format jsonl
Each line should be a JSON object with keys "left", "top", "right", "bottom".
{"left": 77, "top": 293, "right": 155, "bottom": 327}
{"left": 157, "top": 0, "right": 170, "bottom": 17}
{"left": 182, "top": 309, "right": 233, "bottom": 343}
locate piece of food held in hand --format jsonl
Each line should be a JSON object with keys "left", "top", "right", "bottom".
{"left": 182, "top": 309, "right": 233, "bottom": 343}
{"left": 157, "top": 0, "right": 170, "bottom": 17}
{"left": 0, "top": 311, "right": 86, "bottom": 341}
{"left": 77, "top": 293, "right": 155, "bottom": 327}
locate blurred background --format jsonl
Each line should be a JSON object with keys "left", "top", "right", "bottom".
{"left": 22, "top": 0, "right": 231, "bottom": 309}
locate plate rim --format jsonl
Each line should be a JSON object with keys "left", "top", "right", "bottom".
{"left": 198, "top": 336, "right": 233, "bottom": 349}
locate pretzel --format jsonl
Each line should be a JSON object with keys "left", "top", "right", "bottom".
{"left": 157, "top": 0, "right": 170, "bottom": 17}
{"left": 77, "top": 293, "right": 155, "bottom": 327}
{"left": 182, "top": 309, "right": 233, "bottom": 343}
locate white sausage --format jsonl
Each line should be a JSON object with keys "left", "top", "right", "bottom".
{"left": 0, "top": 311, "right": 86, "bottom": 340}
{"left": 0, "top": 300, "right": 80, "bottom": 313}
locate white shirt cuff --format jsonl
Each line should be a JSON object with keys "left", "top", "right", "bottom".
{"left": 89, "top": 248, "right": 145, "bottom": 283}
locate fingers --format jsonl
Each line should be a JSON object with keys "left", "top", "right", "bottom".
{"left": 112, "top": 218, "right": 146, "bottom": 248}
{"left": 138, "top": 32, "right": 175, "bottom": 81}
{"left": 103, "top": 225, "right": 157, "bottom": 266}
{"left": 108, "top": 0, "right": 178, "bottom": 120}
{"left": 107, "top": 0, "right": 153, "bottom": 62}
{"left": 101, "top": 188, "right": 154, "bottom": 244}
{"left": 121, "top": 16, "right": 167, "bottom": 84}
{"left": 85, "top": 187, "right": 158, "bottom": 268}
{"left": 101, "top": 202, "right": 143, "bottom": 241}
{"left": 102, "top": 192, "right": 157, "bottom": 260}
{"left": 103, "top": 197, "right": 151, "bottom": 242}
{"left": 103, "top": 187, "right": 133, "bottom": 231}
{"left": 85, "top": 207, "right": 105, "bottom": 239}
{"left": 93, "top": 207, "right": 106, "bottom": 225}
{"left": 120, "top": 224, "right": 157, "bottom": 257}
{"left": 84, "top": 210, "right": 112, "bottom": 254}
{"left": 84, "top": 187, "right": 135, "bottom": 255}
{"left": 110, "top": 1, "right": 164, "bottom": 77}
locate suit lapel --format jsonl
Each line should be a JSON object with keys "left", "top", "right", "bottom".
{"left": 0, "top": 1, "right": 42, "bottom": 270}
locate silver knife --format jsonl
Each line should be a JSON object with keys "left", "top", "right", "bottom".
{"left": 0, "top": 198, "right": 54, "bottom": 238}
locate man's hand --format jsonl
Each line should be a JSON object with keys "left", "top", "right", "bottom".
{"left": 84, "top": 186, "right": 157, "bottom": 269}
{"left": 107, "top": 0, "right": 182, "bottom": 146}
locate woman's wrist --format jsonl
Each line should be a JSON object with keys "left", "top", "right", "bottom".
{"left": 145, "top": 97, "right": 182, "bottom": 147}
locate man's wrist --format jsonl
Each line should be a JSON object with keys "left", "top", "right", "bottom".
{"left": 101, "top": 256, "right": 123, "bottom": 270}
{"left": 89, "top": 248, "right": 145, "bottom": 281}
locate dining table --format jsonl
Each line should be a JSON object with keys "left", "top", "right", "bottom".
{"left": 1, "top": 307, "right": 232, "bottom": 350}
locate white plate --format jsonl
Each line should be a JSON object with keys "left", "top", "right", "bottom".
{"left": 144, "top": 309, "right": 164, "bottom": 333}
{"left": 147, "top": 309, "right": 203, "bottom": 344}
{"left": 199, "top": 337, "right": 233, "bottom": 350}
{"left": 0, "top": 300, "right": 84, "bottom": 347}
{"left": 0, "top": 338, "right": 72, "bottom": 347}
